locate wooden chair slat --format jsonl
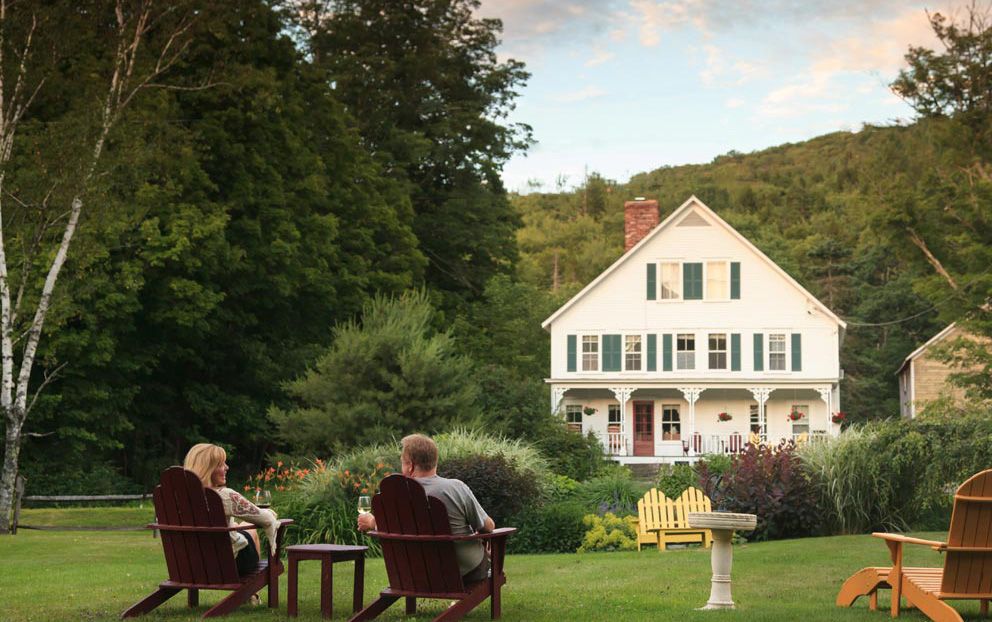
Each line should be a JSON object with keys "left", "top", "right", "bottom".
{"left": 353, "top": 474, "right": 512, "bottom": 622}
{"left": 838, "top": 469, "right": 992, "bottom": 622}
{"left": 122, "top": 467, "right": 292, "bottom": 619}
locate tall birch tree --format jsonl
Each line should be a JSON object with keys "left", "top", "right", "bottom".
{"left": 0, "top": 0, "right": 201, "bottom": 533}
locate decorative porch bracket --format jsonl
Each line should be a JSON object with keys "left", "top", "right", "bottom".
{"left": 747, "top": 387, "right": 772, "bottom": 440}
{"left": 678, "top": 387, "right": 704, "bottom": 455}
{"left": 608, "top": 387, "right": 634, "bottom": 455}
{"left": 817, "top": 387, "right": 835, "bottom": 433}
{"left": 551, "top": 386, "right": 567, "bottom": 413}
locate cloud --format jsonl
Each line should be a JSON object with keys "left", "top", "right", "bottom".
{"left": 556, "top": 86, "right": 610, "bottom": 103}
{"left": 698, "top": 44, "right": 767, "bottom": 86}
{"left": 725, "top": 97, "right": 746, "bottom": 108}
{"left": 585, "top": 43, "right": 616, "bottom": 66}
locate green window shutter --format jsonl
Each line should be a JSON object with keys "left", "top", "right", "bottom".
{"left": 730, "top": 262, "right": 741, "bottom": 299}
{"left": 647, "top": 334, "right": 657, "bottom": 371}
{"left": 567, "top": 335, "right": 577, "bottom": 372}
{"left": 603, "top": 334, "right": 622, "bottom": 372}
{"left": 753, "top": 333, "right": 764, "bottom": 371}
{"left": 646, "top": 263, "right": 656, "bottom": 300}
{"left": 792, "top": 333, "right": 802, "bottom": 371}
{"left": 731, "top": 333, "right": 741, "bottom": 371}
{"left": 662, "top": 334, "right": 673, "bottom": 371}
{"left": 683, "top": 262, "right": 703, "bottom": 299}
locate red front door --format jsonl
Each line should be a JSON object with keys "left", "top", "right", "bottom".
{"left": 633, "top": 401, "right": 654, "bottom": 456}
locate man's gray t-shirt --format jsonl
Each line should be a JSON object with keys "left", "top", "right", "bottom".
{"left": 416, "top": 475, "right": 490, "bottom": 575}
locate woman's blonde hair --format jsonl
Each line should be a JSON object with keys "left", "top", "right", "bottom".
{"left": 183, "top": 443, "right": 227, "bottom": 488}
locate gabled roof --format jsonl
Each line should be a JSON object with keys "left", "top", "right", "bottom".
{"left": 541, "top": 195, "right": 847, "bottom": 331}
{"left": 895, "top": 322, "right": 958, "bottom": 376}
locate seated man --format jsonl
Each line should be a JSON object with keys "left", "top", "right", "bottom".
{"left": 357, "top": 433, "right": 495, "bottom": 582}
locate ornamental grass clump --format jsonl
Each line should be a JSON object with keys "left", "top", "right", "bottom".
{"left": 284, "top": 428, "right": 549, "bottom": 548}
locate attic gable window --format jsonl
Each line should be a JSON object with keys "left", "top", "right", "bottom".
{"left": 660, "top": 262, "right": 681, "bottom": 299}
{"left": 582, "top": 336, "right": 599, "bottom": 371}
{"left": 706, "top": 261, "right": 729, "bottom": 300}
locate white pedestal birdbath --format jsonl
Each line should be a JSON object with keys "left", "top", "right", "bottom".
{"left": 687, "top": 512, "right": 757, "bottom": 610}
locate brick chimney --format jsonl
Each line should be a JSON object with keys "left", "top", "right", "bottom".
{"left": 624, "top": 198, "right": 659, "bottom": 251}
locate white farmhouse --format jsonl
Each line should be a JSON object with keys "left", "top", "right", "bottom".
{"left": 543, "top": 196, "right": 846, "bottom": 464}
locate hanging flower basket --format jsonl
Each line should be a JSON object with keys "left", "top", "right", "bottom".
{"left": 717, "top": 412, "right": 732, "bottom": 422}
{"left": 832, "top": 412, "right": 847, "bottom": 424}
{"left": 583, "top": 405, "right": 596, "bottom": 416}
{"left": 787, "top": 411, "right": 805, "bottom": 422}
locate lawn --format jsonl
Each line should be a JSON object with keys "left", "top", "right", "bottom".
{"left": 0, "top": 529, "right": 982, "bottom": 622}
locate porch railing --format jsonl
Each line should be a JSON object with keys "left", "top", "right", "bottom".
{"left": 606, "top": 431, "right": 627, "bottom": 457}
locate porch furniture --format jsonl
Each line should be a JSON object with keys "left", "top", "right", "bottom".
{"left": 349, "top": 474, "right": 516, "bottom": 622}
{"left": 286, "top": 544, "right": 367, "bottom": 619}
{"left": 633, "top": 487, "right": 713, "bottom": 551}
{"left": 687, "top": 511, "right": 756, "bottom": 610}
{"left": 836, "top": 469, "right": 992, "bottom": 622}
{"left": 728, "top": 432, "right": 743, "bottom": 453}
{"left": 121, "top": 467, "right": 293, "bottom": 619}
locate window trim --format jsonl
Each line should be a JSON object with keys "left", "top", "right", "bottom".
{"left": 708, "top": 333, "right": 728, "bottom": 370}
{"left": 581, "top": 335, "right": 599, "bottom": 372}
{"left": 704, "top": 260, "right": 731, "bottom": 301}
{"left": 625, "top": 334, "right": 642, "bottom": 371}
{"left": 658, "top": 261, "right": 682, "bottom": 301}
{"left": 565, "top": 404, "right": 583, "bottom": 433}
{"left": 676, "top": 332, "right": 696, "bottom": 370}
{"left": 768, "top": 333, "right": 788, "bottom": 372}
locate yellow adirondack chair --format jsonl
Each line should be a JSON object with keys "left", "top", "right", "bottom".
{"left": 836, "top": 469, "right": 992, "bottom": 622}
{"left": 633, "top": 487, "right": 712, "bottom": 551}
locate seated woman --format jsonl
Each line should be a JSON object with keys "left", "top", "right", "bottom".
{"left": 183, "top": 443, "right": 278, "bottom": 576}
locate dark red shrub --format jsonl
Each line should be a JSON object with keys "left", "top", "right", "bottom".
{"left": 698, "top": 441, "right": 821, "bottom": 541}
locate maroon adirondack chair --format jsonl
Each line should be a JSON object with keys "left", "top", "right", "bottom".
{"left": 349, "top": 474, "right": 516, "bottom": 622}
{"left": 121, "top": 467, "right": 293, "bottom": 619}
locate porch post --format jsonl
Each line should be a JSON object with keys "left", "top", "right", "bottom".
{"left": 748, "top": 387, "right": 770, "bottom": 441}
{"left": 678, "top": 387, "right": 702, "bottom": 456}
{"left": 551, "top": 386, "right": 566, "bottom": 414}
{"left": 609, "top": 387, "right": 633, "bottom": 456}
{"left": 816, "top": 387, "right": 832, "bottom": 435}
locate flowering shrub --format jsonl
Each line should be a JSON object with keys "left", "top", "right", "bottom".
{"left": 245, "top": 460, "right": 327, "bottom": 493}
{"left": 718, "top": 412, "right": 732, "bottom": 422}
{"left": 577, "top": 512, "right": 638, "bottom": 552}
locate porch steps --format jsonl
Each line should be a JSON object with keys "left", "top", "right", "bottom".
{"left": 627, "top": 462, "right": 661, "bottom": 483}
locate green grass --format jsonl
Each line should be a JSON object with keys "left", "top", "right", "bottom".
{"left": 16, "top": 505, "right": 156, "bottom": 528}
{"left": 1, "top": 529, "right": 986, "bottom": 621}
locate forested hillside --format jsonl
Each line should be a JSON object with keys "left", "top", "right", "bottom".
{"left": 512, "top": 116, "right": 989, "bottom": 424}
{"left": 0, "top": 1, "right": 988, "bottom": 515}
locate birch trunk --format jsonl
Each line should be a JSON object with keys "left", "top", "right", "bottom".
{"left": 0, "top": 0, "right": 197, "bottom": 533}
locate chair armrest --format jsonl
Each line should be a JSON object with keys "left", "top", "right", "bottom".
{"left": 872, "top": 533, "right": 946, "bottom": 548}
{"left": 148, "top": 523, "right": 243, "bottom": 533}
{"left": 369, "top": 527, "right": 516, "bottom": 542}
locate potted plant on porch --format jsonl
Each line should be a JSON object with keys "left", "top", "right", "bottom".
{"left": 583, "top": 405, "right": 596, "bottom": 416}
{"left": 832, "top": 412, "right": 847, "bottom": 424}
{"left": 787, "top": 410, "right": 804, "bottom": 421}
{"left": 717, "top": 412, "right": 732, "bottom": 422}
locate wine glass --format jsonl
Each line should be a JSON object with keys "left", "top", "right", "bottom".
{"left": 357, "top": 495, "right": 372, "bottom": 515}
{"left": 253, "top": 489, "right": 272, "bottom": 509}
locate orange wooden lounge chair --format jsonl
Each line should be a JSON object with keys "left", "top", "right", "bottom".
{"left": 836, "top": 469, "right": 992, "bottom": 622}
{"left": 121, "top": 467, "right": 293, "bottom": 618}
{"left": 348, "top": 474, "right": 516, "bottom": 622}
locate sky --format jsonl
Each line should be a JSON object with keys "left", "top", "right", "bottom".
{"left": 475, "top": 0, "right": 953, "bottom": 193}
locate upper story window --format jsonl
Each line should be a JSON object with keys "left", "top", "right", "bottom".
{"left": 660, "top": 262, "right": 681, "bottom": 300}
{"left": 708, "top": 333, "right": 727, "bottom": 369}
{"left": 565, "top": 405, "right": 583, "bottom": 432}
{"left": 677, "top": 333, "right": 695, "bottom": 369}
{"left": 769, "top": 334, "right": 787, "bottom": 371}
{"left": 625, "top": 335, "right": 642, "bottom": 370}
{"left": 582, "top": 336, "right": 599, "bottom": 371}
{"left": 706, "top": 262, "right": 728, "bottom": 300}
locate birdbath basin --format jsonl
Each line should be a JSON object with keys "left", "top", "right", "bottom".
{"left": 687, "top": 512, "right": 757, "bottom": 610}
